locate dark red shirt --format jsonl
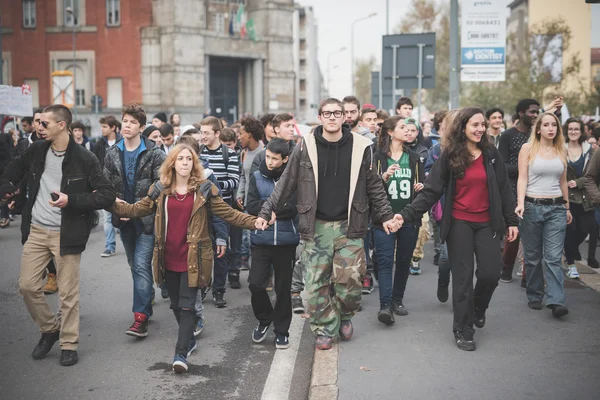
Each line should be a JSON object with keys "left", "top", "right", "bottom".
{"left": 452, "top": 154, "right": 491, "bottom": 223}
{"left": 164, "top": 193, "right": 194, "bottom": 272}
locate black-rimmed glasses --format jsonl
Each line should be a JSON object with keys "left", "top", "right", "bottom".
{"left": 320, "top": 111, "right": 343, "bottom": 118}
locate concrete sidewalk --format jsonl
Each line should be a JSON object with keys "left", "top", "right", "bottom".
{"left": 310, "top": 243, "right": 600, "bottom": 400}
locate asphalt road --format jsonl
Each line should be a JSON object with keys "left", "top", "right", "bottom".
{"left": 338, "top": 243, "right": 600, "bottom": 400}
{"left": 0, "top": 220, "right": 313, "bottom": 400}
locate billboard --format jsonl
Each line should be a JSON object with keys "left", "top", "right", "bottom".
{"left": 461, "top": 0, "right": 507, "bottom": 82}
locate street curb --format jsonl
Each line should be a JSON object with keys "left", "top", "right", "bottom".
{"left": 575, "top": 260, "right": 600, "bottom": 292}
{"left": 308, "top": 341, "right": 339, "bottom": 400}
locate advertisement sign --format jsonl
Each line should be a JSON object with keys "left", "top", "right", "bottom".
{"left": 0, "top": 85, "right": 33, "bottom": 116}
{"left": 461, "top": 0, "right": 507, "bottom": 82}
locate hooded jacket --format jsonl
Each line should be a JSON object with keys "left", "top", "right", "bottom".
{"left": 258, "top": 125, "right": 394, "bottom": 240}
{"left": 247, "top": 159, "right": 299, "bottom": 246}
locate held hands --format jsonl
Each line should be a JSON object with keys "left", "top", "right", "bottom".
{"left": 506, "top": 226, "right": 519, "bottom": 242}
{"left": 382, "top": 214, "right": 404, "bottom": 234}
{"left": 255, "top": 213, "right": 276, "bottom": 231}
{"left": 567, "top": 180, "right": 577, "bottom": 189}
{"left": 48, "top": 191, "right": 68, "bottom": 208}
{"left": 114, "top": 198, "right": 130, "bottom": 221}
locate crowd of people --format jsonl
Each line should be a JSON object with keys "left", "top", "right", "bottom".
{"left": 1, "top": 94, "right": 599, "bottom": 372}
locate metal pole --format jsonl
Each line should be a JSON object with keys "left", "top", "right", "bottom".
{"left": 72, "top": 22, "right": 77, "bottom": 118}
{"left": 391, "top": 45, "right": 398, "bottom": 111}
{"left": 386, "top": 0, "right": 389, "bottom": 35}
{"left": 449, "top": 0, "right": 459, "bottom": 109}
{"left": 417, "top": 44, "right": 424, "bottom": 124}
{"left": 378, "top": 68, "right": 383, "bottom": 109}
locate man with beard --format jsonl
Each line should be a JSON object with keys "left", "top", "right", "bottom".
{"left": 342, "top": 96, "right": 376, "bottom": 142}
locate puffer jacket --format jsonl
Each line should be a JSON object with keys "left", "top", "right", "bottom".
{"left": 258, "top": 126, "right": 394, "bottom": 240}
{"left": 567, "top": 141, "right": 594, "bottom": 211}
{"left": 112, "top": 180, "right": 256, "bottom": 288}
{"left": 103, "top": 136, "right": 166, "bottom": 234}
{"left": 247, "top": 161, "right": 299, "bottom": 247}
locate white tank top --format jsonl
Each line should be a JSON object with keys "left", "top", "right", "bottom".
{"left": 526, "top": 155, "right": 564, "bottom": 197}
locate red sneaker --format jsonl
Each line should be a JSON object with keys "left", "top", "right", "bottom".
{"left": 361, "top": 273, "right": 373, "bottom": 294}
{"left": 339, "top": 320, "right": 354, "bottom": 341}
{"left": 315, "top": 335, "right": 333, "bottom": 350}
{"left": 126, "top": 312, "right": 148, "bottom": 338}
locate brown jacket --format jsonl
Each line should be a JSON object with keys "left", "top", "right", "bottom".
{"left": 258, "top": 130, "right": 394, "bottom": 240}
{"left": 567, "top": 142, "right": 594, "bottom": 211}
{"left": 112, "top": 180, "right": 256, "bottom": 288}
{"left": 583, "top": 146, "right": 600, "bottom": 207}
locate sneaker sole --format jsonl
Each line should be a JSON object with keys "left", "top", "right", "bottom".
{"left": 125, "top": 331, "right": 148, "bottom": 338}
{"left": 292, "top": 307, "right": 305, "bottom": 314}
{"left": 194, "top": 328, "right": 204, "bottom": 337}
{"left": 500, "top": 278, "right": 513, "bottom": 283}
{"left": 456, "top": 342, "right": 476, "bottom": 351}
{"left": 377, "top": 313, "right": 395, "bottom": 325}
{"left": 101, "top": 253, "right": 115, "bottom": 258}
{"left": 276, "top": 342, "right": 291, "bottom": 349}
{"left": 173, "top": 361, "right": 188, "bottom": 373}
{"left": 43, "top": 290, "right": 58, "bottom": 295}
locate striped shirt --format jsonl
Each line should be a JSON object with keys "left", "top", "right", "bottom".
{"left": 200, "top": 145, "right": 240, "bottom": 201}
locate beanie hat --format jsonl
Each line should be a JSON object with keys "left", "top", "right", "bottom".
{"left": 153, "top": 112, "right": 167, "bottom": 123}
{"left": 142, "top": 124, "right": 159, "bottom": 137}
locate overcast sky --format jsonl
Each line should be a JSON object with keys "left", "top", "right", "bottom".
{"left": 297, "top": 0, "right": 599, "bottom": 100}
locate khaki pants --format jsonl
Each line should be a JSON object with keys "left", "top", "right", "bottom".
{"left": 19, "top": 224, "right": 81, "bottom": 350}
{"left": 412, "top": 213, "right": 431, "bottom": 260}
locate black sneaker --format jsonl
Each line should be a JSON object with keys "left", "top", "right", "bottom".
{"left": 454, "top": 330, "right": 476, "bottom": 351}
{"left": 275, "top": 332, "right": 290, "bottom": 349}
{"left": 474, "top": 308, "right": 486, "bottom": 328}
{"left": 528, "top": 301, "right": 543, "bottom": 310}
{"left": 588, "top": 258, "right": 600, "bottom": 269}
{"left": 391, "top": 300, "right": 408, "bottom": 316}
{"left": 433, "top": 253, "right": 440, "bottom": 266}
{"left": 291, "top": 295, "right": 305, "bottom": 314}
{"left": 31, "top": 330, "right": 60, "bottom": 360}
{"left": 520, "top": 279, "right": 526, "bottom": 288}
{"left": 229, "top": 273, "right": 241, "bottom": 289}
{"left": 548, "top": 304, "right": 569, "bottom": 318}
{"left": 500, "top": 269, "right": 512, "bottom": 283}
{"left": 377, "top": 305, "right": 395, "bottom": 326}
{"left": 437, "top": 279, "right": 449, "bottom": 303}
{"left": 252, "top": 323, "right": 270, "bottom": 343}
{"left": 59, "top": 350, "right": 78, "bottom": 366}
{"left": 213, "top": 292, "right": 227, "bottom": 308}
{"left": 161, "top": 285, "right": 169, "bottom": 299}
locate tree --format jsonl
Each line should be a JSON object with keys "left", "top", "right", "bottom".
{"left": 354, "top": 56, "right": 376, "bottom": 106}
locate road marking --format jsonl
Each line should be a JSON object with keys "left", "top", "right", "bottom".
{"left": 261, "top": 313, "right": 305, "bottom": 400}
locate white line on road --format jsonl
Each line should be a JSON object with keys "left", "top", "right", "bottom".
{"left": 261, "top": 313, "right": 306, "bottom": 400}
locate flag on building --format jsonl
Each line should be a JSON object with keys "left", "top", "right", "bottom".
{"left": 246, "top": 18, "right": 257, "bottom": 42}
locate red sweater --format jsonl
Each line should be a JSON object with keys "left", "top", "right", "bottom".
{"left": 452, "top": 155, "right": 491, "bottom": 223}
{"left": 164, "top": 193, "right": 194, "bottom": 273}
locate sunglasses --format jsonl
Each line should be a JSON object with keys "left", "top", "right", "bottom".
{"left": 40, "top": 120, "right": 64, "bottom": 129}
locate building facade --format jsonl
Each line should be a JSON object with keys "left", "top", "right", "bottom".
{"left": 1, "top": 0, "right": 301, "bottom": 132}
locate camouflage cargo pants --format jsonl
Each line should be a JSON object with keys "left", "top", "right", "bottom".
{"left": 303, "top": 219, "right": 366, "bottom": 337}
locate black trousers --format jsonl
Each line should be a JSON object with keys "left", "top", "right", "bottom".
{"left": 165, "top": 270, "right": 198, "bottom": 356}
{"left": 446, "top": 219, "right": 503, "bottom": 336}
{"left": 249, "top": 245, "right": 296, "bottom": 336}
{"left": 564, "top": 203, "right": 597, "bottom": 264}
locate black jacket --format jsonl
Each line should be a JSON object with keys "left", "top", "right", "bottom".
{"left": 373, "top": 147, "right": 425, "bottom": 228}
{"left": 92, "top": 133, "right": 122, "bottom": 170}
{"left": 0, "top": 137, "right": 116, "bottom": 254}
{"left": 400, "top": 145, "right": 517, "bottom": 242}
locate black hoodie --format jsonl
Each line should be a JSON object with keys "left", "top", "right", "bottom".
{"left": 314, "top": 125, "right": 353, "bottom": 221}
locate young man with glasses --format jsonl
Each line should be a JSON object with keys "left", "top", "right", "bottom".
{"left": 255, "top": 98, "right": 400, "bottom": 350}
{"left": 0, "top": 105, "right": 115, "bottom": 366}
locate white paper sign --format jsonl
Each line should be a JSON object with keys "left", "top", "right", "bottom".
{"left": 461, "top": 0, "right": 507, "bottom": 82}
{"left": 0, "top": 85, "right": 33, "bottom": 116}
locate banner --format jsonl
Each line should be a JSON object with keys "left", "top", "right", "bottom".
{"left": 461, "top": 0, "right": 507, "bottom": 82}
{"left": 0, "top": 85, "right": 33, "bottom": 116}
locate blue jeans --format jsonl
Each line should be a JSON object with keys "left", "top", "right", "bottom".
{"left": 242, "top": 229, "right": 250, "bottom": 257}
{"left": 374, "top": 224, "right": 419, "bottom": 307}
{"left": 120, "top": 223, "right": 155, "bottom": 317}
{"left": 520, "top": 202, "right": 567, "bottom": 306}
{"left": 103, "top": 210, "right": 116, "bottom": 252}
{"left": 212, "top": 239, "right": 229, "bottom": 294}
{"left": 437, "top": 222, "right": 451, "bottom": 283}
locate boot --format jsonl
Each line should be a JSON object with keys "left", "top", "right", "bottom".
{"left": 43, "top": 273, "right": 58, "bottom": 294}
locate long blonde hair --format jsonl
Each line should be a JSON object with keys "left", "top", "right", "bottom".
{"left": 159, "top": 144, "right": 205, "bottom": 195}
{"left": 527, "top": 112, "right": 567, "bottom": 167}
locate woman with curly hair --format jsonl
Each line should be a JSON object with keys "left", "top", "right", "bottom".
{"left": 398, "top": 107, "right": 518, "bottom": 351}
{"left": 112, "top": 144, "right": 256, "bottom": 373}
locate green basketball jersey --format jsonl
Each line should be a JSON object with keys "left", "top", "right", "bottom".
{"left": 386, "top": 153, "right": 412, "bottom": 213}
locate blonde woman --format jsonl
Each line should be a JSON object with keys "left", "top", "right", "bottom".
{"left": 112, "top": 144, "right": 256, "bottom": 373}
{"left": 515, "top": 112, "right": 572, "bottom": 318}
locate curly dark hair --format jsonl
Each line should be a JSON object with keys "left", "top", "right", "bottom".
{"left": 442, "top": 107, "right": 488, "bottom": 179}
{"left": 121, "top": 103, "right": 147, "bottom": 126}
{"left": 240, "top": 117, "right": 264, "bottom": 142}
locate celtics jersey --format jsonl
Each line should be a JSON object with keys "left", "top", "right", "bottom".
{"left": 386, "top": 153, "right": 412, "bottom": 213}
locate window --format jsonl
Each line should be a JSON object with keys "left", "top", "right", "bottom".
{"left": 107, "top": 78, "right": 123, "bottom": 109}
{"left": 211, "top": 13, "right": 225, "bottom": 33}
{"left": 106, "top": 0, "right": 120, "bottom": 26}
{"left": 64, "top": 0, "right": 79, "bottom": 26}
{"left": 75, "top": 89, "right": 86, "bottom": 107}
{"left": 23, "top": 0, "right": 36, "bottom": 28}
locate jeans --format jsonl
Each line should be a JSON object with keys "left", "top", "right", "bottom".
{"left": 374, "top": 224, "right": 419, "bottom": 307}
{"left": 291, "top": 241, "right": 305, "bottom": 294}
{"left": 436, "top": 222, "right": 451, "bottom": 283}
{"left": 249, "top": 245, "right": 296, "bottom": 336}
{"left": 446, "top": 219, "right": 503, "bottom": 336}
{"left": 120, "top": 223, "right": 155, "bottom": 317}
{"left": 0, "top": 204, "right": 9, "bottom": 219}
{"left": 165, "top": 270, "right": 198, "bottom": 356}
{"left": 564, "top": 203, "right": 597, "bottom": 264}
{"left": 520, "top": 202, "right": 567, "bottom": 306}
{"left": 241, "top": 229, "right": 250, "bottom": 257}
{"left": 212, "top": 239, "right": 229, "bottom": 294}
{"left": 432, "top": 219, "right": 442, "bottom": 257}
{"left": 103, "top": 210, "right": 116, "bottom": 252}
{"left": 228, "top": 224, "right": 243, "bottom": 275}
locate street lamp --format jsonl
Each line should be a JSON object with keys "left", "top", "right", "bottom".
{"left": 350, "top": 12, "right": 377, "bottom": 95}
{"left": 327, "top": 46, "right": 347, "bottom": 96}
{"left": 66, "top": 6, "right": 77, "bottom": 117}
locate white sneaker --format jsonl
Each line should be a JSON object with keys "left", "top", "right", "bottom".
{"left": 566, "top": 265, "right": 580, "bottom": 279}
